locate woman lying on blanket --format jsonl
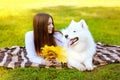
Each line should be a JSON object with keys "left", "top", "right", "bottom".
{"left": 25, "top": 13, "right": 65, "bottom": 66}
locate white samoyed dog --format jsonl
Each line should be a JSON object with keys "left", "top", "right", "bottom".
{"left": 62, "top": 19, "right": 96, "bottom": 71}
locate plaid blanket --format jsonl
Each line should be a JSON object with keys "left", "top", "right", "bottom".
{"left": 0, "top": 42, "right": 120, "bottom": 69}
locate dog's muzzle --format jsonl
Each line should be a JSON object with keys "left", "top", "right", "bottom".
{"left": 69, "top": 37, "right": 79, "bottom": 46}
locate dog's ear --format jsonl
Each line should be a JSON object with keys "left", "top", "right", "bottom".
{"left": 79, "top": 19, "right": 88, "bottom": 30}
{"left": 69, "top": 19, "right": 76, "bottom": 27}
{"left": 71, "top": 19, "right": 76, "bottom": 24}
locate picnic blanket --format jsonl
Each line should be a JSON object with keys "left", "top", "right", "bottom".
{"left": 0, "top": 42, "right": 120, "bottom": 69}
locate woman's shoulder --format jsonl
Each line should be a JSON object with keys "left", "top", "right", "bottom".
{"left": 54, "top": 31, "right": 63, "bottom": 40}
{"left": 54, "top": 31, "right": 62, "bottom": 37}
{"left": 25, "top": 31, "right": 33, "bottom": 37}
{"left": 25, "top": 31, "right": 34, "bottom": 44}
{"left": 54, "top": 31, "right": 62, "bottom": 35}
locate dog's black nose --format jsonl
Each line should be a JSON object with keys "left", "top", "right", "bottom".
{"left": 65, "top": 35, "right": 68, "bottom": 38}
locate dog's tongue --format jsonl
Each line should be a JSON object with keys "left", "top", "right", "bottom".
{"left": 67, "top": 37, "right": 78, "bottom": 47}
{"left": 68, "top": 39, "right": 74, "bottom": 47}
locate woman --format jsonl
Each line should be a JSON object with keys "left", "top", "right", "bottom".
{"left": 25, "top": 13, "right": 65, "bottom": 65}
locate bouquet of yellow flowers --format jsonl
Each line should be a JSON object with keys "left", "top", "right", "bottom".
{"left": 41, "top": 45, "right": 68, "bottom": 63}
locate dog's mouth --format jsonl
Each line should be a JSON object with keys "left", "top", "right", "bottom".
{"left": 69, "top": 37, "right": 79, "bottom": 46}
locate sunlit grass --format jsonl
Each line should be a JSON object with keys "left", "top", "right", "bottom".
{"left": 0, "top": 0, "right": 120, "bottom": 17}
{"left": 0, "top": 6, "right": 120, "bottom": 47}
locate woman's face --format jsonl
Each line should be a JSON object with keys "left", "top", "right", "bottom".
{"left": 48, "top": 17, "right": 54, "bottom": 34}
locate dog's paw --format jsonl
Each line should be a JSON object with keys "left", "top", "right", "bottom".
{"left": 86, "top": 65, "right": 94, "bottom": 71}
{"left": 78, "top": 66, "right": 86, "bottom": 71}
{"left": 67, "top": 64, "right": 73, "bottom": 69}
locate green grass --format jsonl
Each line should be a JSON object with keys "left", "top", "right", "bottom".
{"left": 0, "top": 64, "right": 120, "bottom": 80}
{"left": 0, "top": 0, "right": 120, "bottom": 80}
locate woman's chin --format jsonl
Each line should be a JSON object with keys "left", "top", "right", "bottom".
{"left": 48, "top": 31, "right": 53, "bottom": 34}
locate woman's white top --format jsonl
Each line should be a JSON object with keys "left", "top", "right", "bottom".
{"left": 25, "top": 31, "right": 65, "bottom": 64}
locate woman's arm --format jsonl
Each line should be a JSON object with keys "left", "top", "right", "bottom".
{"left": 25, "top": 31, "right": 44, "bottom": 64}
{"left": 54, "top": 31, "right": 66, "bottom": 47}
{"left": 25, "top": 31, "right": 57, "bottom": 66}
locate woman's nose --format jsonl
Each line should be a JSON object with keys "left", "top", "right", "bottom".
{"left": 50, "top": 24, "right": 53, "bottom": 28}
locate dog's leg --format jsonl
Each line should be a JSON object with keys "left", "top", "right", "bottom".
{"left": 84, "top": 58, "right": 94, "bottom": 71}
{"left": 67, "top": 59, "right": 87, "bottom": 71}
{"left": 67, "top": 63, "right": 73, "bottom": 69}
{"left": 77, "top": 63, "right": 87, "bottom": 71}
{"left": 68, "top": 62, "right": 87, "bottom": 71}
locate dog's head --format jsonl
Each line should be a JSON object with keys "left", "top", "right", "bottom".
{"left": 62, "top": 19, "right": 91, "bottom": 47}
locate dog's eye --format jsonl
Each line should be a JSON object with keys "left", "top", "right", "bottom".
{"left": 73, "top": 31, "right": 76, "bottom": 33}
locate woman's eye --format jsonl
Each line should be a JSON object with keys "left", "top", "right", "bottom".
{"left": 48, "top": 22, "right": 53, "bottom": 25}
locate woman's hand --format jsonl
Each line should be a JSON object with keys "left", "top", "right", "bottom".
{"left": 49, "top": 59, "right": 62, "bottom": 69}
{"left": 41, "top": 59, "right": 62, "bottom": 69}
{"left": 41, "top": 59, "right": 53, "bottom": 67}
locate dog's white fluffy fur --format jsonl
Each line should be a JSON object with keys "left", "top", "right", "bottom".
{"left": 62, "top": 19, "right": 96, "bottom": 71}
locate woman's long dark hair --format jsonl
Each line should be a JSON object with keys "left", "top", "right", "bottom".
{"left": 33, "top": 13, "right": 56, "bottom": 56}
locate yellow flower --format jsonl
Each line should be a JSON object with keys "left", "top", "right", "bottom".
{"left": 41, "top": 45, "right": 68, "bottom": 63}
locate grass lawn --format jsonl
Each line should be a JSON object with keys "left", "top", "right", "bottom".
{"left": 0, "top": 0, "right": 120, "bottom": 80}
